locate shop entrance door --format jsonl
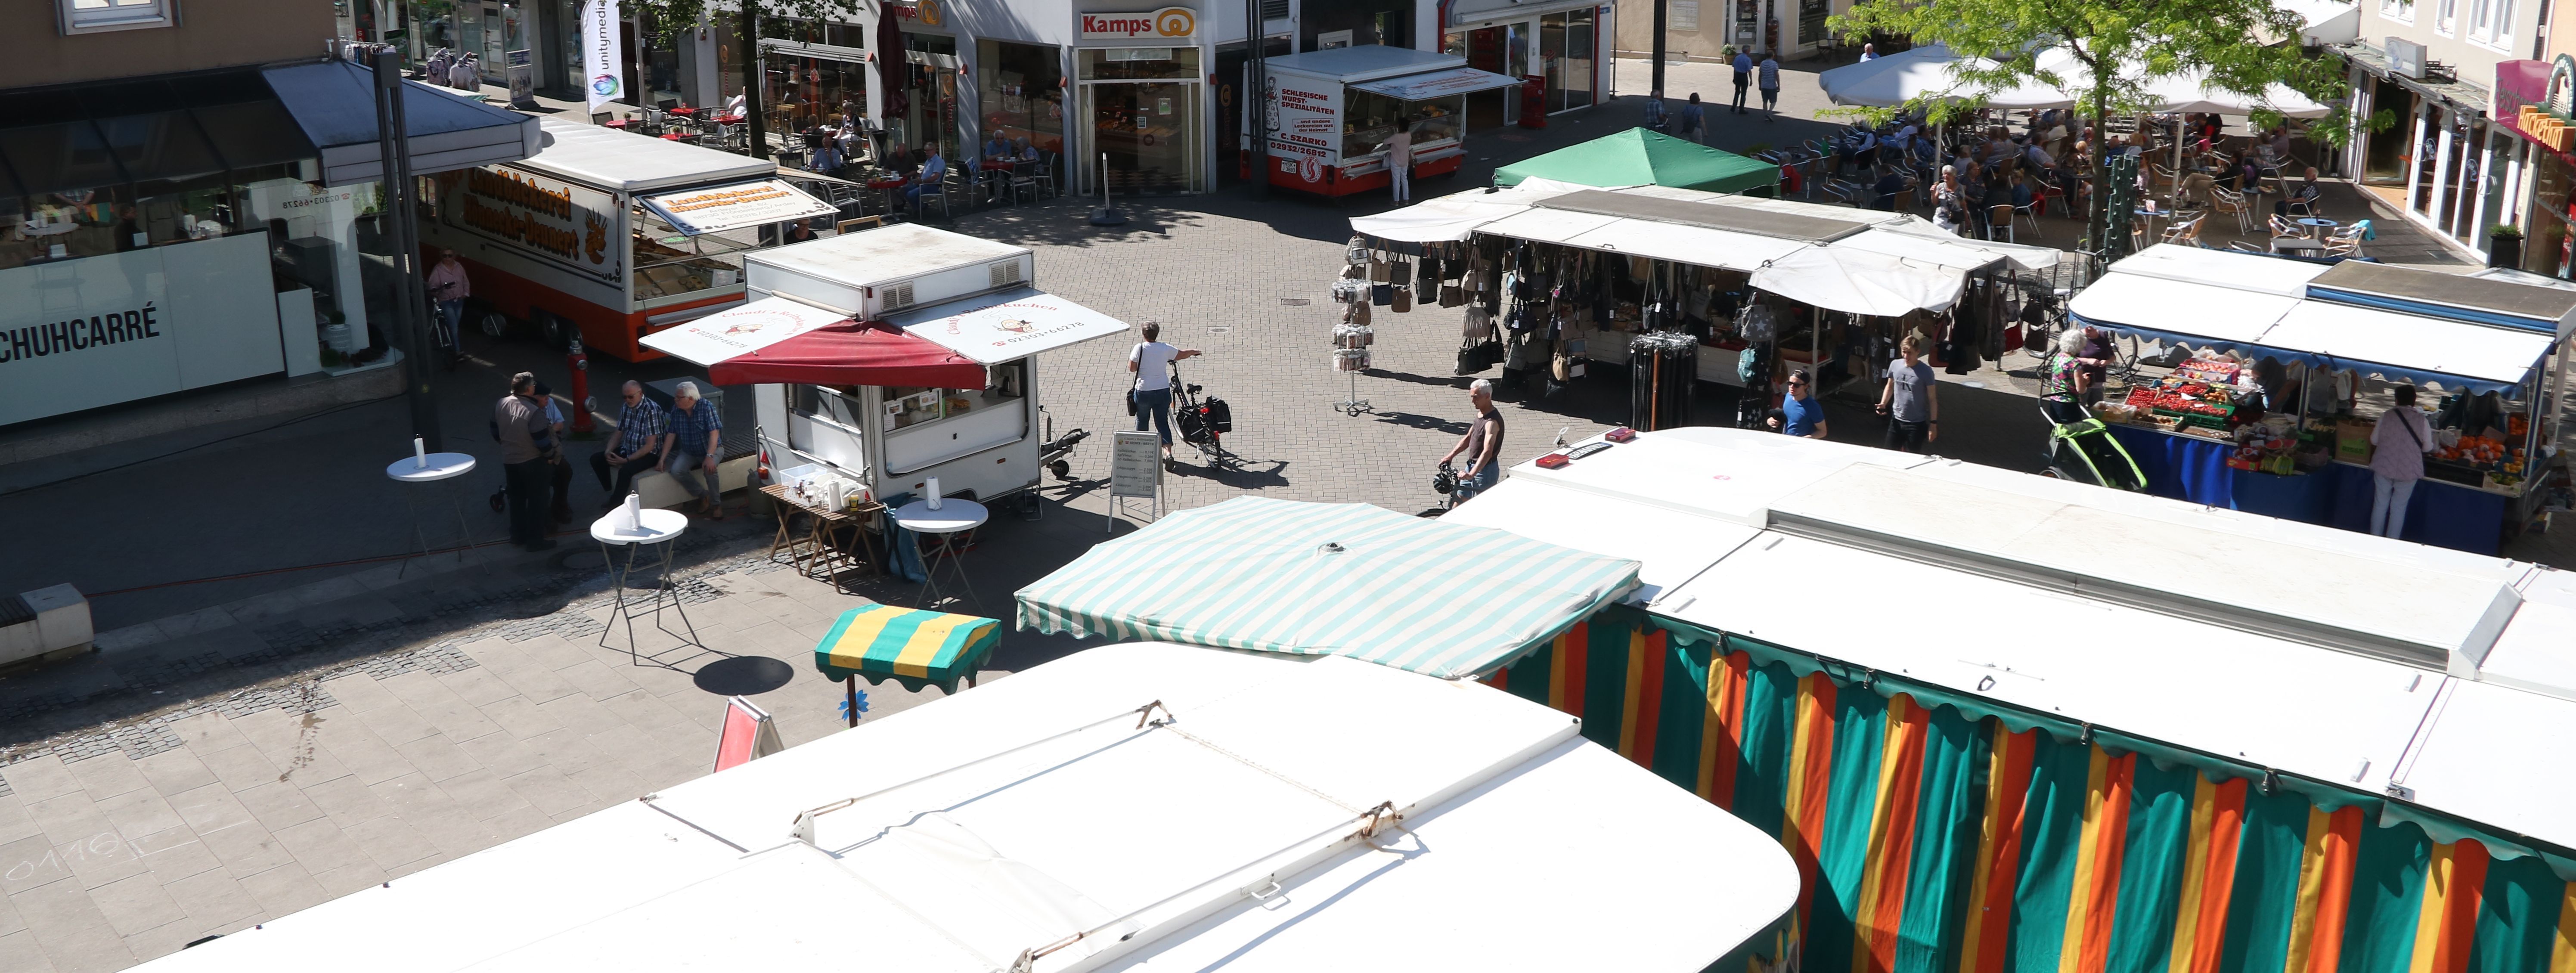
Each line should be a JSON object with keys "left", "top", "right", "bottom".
{"left": 1084, "top": 81, "right": 1202, "bottom": 195}
{"left": 2364, "top": 81, "right": 2412, "bottom": 181}
{"left": 1463, "top": 26, "right": 1510, "bottom": 130}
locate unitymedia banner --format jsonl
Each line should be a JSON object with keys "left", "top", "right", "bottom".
{"left": 582, "top": 0, "right": 625, "bottom": 112}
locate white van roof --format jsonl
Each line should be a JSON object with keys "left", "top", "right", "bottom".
{"left": 135, "top": 644, "right": 1798, "bottom": 973}
{"left": 509, "top": 117, "right": 775, "bottom": 192}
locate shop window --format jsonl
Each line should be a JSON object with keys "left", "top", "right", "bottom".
{"left": 1339, "top": 92, "right": 1463, "bottom": 161}
{"left": 1077, "top": 46, "right": 1201, "bottom": 81}
{"left": 767, "top": 51, "right": 870, "bottom": 135}
{"left": 979, "top": 40, "right": 1067, "bottom": 157}
{"left": 59, "top": 0, "right": 171, "bottom": 34}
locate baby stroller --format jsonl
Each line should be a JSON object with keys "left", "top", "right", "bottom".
{"left": 2040, "top": 400, "right": 2148, "bottom": 492}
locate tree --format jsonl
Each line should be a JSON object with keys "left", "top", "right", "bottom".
{"left": 627, "top": 0, "right": 864, "bottom": 161}
{"left": 1829, "top": 0, "right": 2360, "bottom": 254}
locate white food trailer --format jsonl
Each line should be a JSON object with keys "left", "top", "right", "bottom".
{"left": 641, "top": 224, "right": 1129, "bottom": 506}
{"left": 1256, "top": 46, "right": 1522, "bottom": 197}
{"left": 424, "top": 117, "right": 837, "bottom": 361}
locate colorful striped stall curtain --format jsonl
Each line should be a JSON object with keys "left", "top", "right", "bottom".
{"left": 1485, "top": 608, "right": 2576, "bottom": 973}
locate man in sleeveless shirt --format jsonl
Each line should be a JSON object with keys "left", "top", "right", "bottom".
{"left": 1440, "top": 379, "right": 1505, "bottom": 502}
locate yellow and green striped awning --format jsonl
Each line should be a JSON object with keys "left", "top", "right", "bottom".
{"left": 1013, "top": 497, "right": 1640, "bottom": 679}
{"left": 813, "top": 605, "right": 1001, "bottom": 694}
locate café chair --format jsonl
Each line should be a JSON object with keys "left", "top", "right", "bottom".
{"left": 1987, "top": 204, "right": 2018, "bottom": 243}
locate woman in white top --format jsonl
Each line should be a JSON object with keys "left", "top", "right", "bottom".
{"left": 1127, "top": 321, "right": 1202, "bottom": 461}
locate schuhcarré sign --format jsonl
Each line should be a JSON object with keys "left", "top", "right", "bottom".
{"left": 0, "top": 234, "right": 287, "bottom": 426}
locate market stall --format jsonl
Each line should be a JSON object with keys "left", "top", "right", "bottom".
{"left": 2068, "top": 246, "right": 2573, "bottom": 554}
{"left": 425, "top": 118, "right": 837, "bottom": 360}
{"left": 1258, "top": 46, "right": 1522, "bottom": 197}
{"left": 1434, "top": 426, "right": 2576, "bottom": 973}
{"left": 1345, "top": 180, "right": 2052, "bottom": 426}
{"left": 641, "top": 224, "right": 1128, "bottom": 508}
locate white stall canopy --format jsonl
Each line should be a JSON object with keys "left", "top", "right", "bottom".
{"left": 639, "top": 179, "right": 837, "bottom": 236}
{"left": 1349, "top": 66, "right": 1527, "bottom": 99}
{"left": 1751, "top": 248, "right": 1965, "bottom": 316}
{"left": 2070, "top": 245, "right": 2563, "bottom": 393}
{"left": 880, "top": 286, "right": 1133, "bottom": 364}
{"left": 637, "top": 297, "right": 846, "bottom": 365}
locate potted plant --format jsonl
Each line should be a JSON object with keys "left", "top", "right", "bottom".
{"left": 2490, "top": 223, "right": 2524, "bottom": 269}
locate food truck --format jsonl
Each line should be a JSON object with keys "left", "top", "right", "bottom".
{"left": 640, "top": 224, "right": 1128, "bottom": 506}
{"left": 1256, "top": 46, "right": 1522, "bottom": 197}
{"left": 424, "top": 117, "right": 837, "bottom": 360}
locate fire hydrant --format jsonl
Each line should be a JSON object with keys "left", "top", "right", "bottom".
{"left": 566, "top": 335, "right": 596, "bottom": 435}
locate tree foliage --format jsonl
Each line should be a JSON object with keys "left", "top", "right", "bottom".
{"left": 1829, "top": 0, "right": 2356, "bottom": 250}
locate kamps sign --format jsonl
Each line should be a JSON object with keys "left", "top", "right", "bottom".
{"left": 1080, "top": 6, "right": 1197, "bottom": 40}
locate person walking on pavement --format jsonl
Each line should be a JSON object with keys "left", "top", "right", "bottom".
{"left": 658, "top": 381, "right": 725, "bottom": 519}
{"left": 426, "top": 249, "right": 469, "bottom": 347}
{"left": 1127, "top": 322, "right": 1202, "bottom": 462}
{"left": 1385, "top": 118, "right": 1416, "bottom": 203}
{"left": 1758, "top": 54, "right": 1782, "bottom": 122}
{"left": 591, "top": 380, "right": 666, "bottom": 508}
{"left": 1440, "top": 378, "right": 1506, "bottom": 502}
{"left": 1730, "top": 50, "right": 1754, "bottom": 114}
{"left": 2370, "top": 384, "right": 2433, "bottom": 538}
{"left": 1876, "top": 334, "right": 1939, "bottom": 453}
{"left": 1770, "top": 369, "right": 1829, "bottom": 438}
{"left": 1641, "top": 90, "right": 1669, "bottom": 133}
{"left": 1677, "top": 93, "right": 1707, "bottom": 143}
{"left": 493, "top": 372, "right": 558, "bottom": 551}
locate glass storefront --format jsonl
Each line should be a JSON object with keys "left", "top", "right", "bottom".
{"left": 1079, "top": 47, "right": 1203, "bottom": 195}
{"left": 2526, "top": 150, "right": 2575, "bottom": 278}
{"left": 1538, "top": 9, "right": 1594, "bottom": 113}
{"left": 1303, "top": 0, "right": 1413, "bottom": 50}
{"left": 979, "top": 40, "right": 1067, "bottom": 158}
{"left": 766, "top": 52, "right": 870, "bottom": 134}
{"left": 893, "top": 32, "right": 963, "bottom": 167}
{"left": 1445, "top": 25, "right": 1526, "bottom": 130}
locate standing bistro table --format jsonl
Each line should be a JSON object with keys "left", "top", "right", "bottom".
{"left": 591, "top": 508, "right": 700, "bottom": 663}
{"left": 385, "top": 453, "right": 478, "bottom": 577}
{"left": 889, "top": 499, "right": 988, "bottom": 608}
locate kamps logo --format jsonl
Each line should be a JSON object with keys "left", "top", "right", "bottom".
{"left": 1081, "top": 6, "right": 1195, "bottom": 38}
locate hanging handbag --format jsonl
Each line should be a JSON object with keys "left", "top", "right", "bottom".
{"left": 1390, "top": 257, "right": 1412, "bottom": 287}
{"left": 1346, "top": 235, "right": 1372, "bottom": 266}
{"left": 1392, "top": 287, "right": 1412, "bottom": 313}
{"left": 1415, "top": 267, "right": 1438, "bottom": 304}
{"left": 1369, "top": 250, "right": 1390, "bottom": 282}
{"left": 1372, "top": 282, "right": 1393, "bottom": 306}
{"left": 1463, "top": 306, "right": 1493, "bottom": 339}
{"left": 1331, "top": 277, "right": 1365, "bottom": 304}
{"left": 1125, "top": 389, "right": 1137, "bottom": 416}
{"left": 1346, "top": 299, "right": 1371, "bottom": 326}
{"left": 1440, "top": 281, "right": 1466, "bottom": 308}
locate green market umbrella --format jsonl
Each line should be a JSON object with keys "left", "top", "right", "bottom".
{"left": 1494, "top": 127, "right": 1781, "bottom": 195}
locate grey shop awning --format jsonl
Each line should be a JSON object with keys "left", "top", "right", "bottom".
{"left": 263, "top": 60, "right": 539, "bottom": 186}
{"left": 0, "top": 67, "right": 317, "bottom": 197}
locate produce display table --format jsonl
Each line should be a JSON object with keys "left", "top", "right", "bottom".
{"left": 2101, "top": 422, "right": 2508, "bottom": 554}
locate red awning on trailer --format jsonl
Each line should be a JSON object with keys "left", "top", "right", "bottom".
{"left": 705, "top": 320, "right": 989, "bottom": 388}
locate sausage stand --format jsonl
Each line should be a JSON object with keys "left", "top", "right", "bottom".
{"left": 1257, "top": 45, "right": 1522, "bottom": 197}
{"left": 640, "top": 224, "right": 1131, "bottom": 506}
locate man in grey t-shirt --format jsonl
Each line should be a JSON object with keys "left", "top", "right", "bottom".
{"left": 1876, "top": 334, "right": 1939, "bottom": 454}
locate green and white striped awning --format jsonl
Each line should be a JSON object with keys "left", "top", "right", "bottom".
{"left": 1014, "top": 497, "right": 1641, "bottom": 679}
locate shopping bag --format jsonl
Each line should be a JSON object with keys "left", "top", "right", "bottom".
{"left": 1390, "top": 258, "right": 1412, "bottom": 287}
{"left": 1440, "top": 283, "right": 1466, "bottom": 308}
{"left": 1371, "top": 283, "right": 1393, "bottom": 306}
{"left": 1369, "top": 252, "right": 1389, "bottom": 282}
{"left": 1392, "top": 287, "right": 1412, "bottom": 313}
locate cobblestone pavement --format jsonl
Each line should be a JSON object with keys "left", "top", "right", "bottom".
{"left": 0, "top": 61, "right": 2563, "bottom": 973}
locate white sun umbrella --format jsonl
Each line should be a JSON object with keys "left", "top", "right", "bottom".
{"left": 1817, "top": 43, "right": 2074, "bottom": 109}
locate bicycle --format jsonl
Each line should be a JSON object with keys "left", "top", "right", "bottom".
{"left": 1167, "top": 362, "right": 1232, "bottom": 467}
{"left": 425, "top": 296, "right": 463, "bottom": 372}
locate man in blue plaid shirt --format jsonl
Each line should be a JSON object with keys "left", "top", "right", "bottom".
{"left": 590, "top": 381, "right": 666, "bottom": 508}
{"left": 658, "top": 381, "right": 726, "bottom": 518}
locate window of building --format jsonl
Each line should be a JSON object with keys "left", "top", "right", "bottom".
{"left": 979, "top": 40, "right": 1067, "bottom": 157}
{"left": 2383, "top": 0, "right": 2415, "bottom": 23}
{"left": 2437, "top": 0, "right": 2458, "bottom": 34}
{"left": 59, "top": 0, "right": 172, "bottom": 34}
{"left": 2493, "top": 0, "right": 2517, "bottom": 46}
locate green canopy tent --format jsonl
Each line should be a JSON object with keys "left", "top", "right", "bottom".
{"left": 1493, "top": 127, "right": 1782, "bottom": 194}
{"left": 1014, "top": 497, "right": 1640, "bottom": 679}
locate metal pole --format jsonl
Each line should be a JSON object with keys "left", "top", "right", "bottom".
{"left": 1089, "top": 151, "right": 1128, "bottom": 225}
{"left": 1248, "top": 0, "right": 1268, "bottom": 198}
{"left": 741, "top": 0, "right": 763, "bottom": 159}
{"left": 1651, "top": 0, "right": 1667, "bottom": 97}
{"left": 373, "top": 50, "right": 444, "bottom": 452}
